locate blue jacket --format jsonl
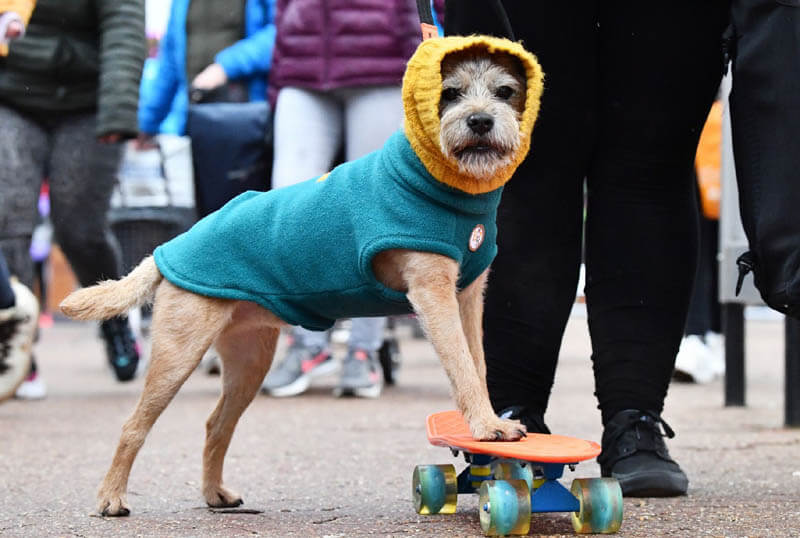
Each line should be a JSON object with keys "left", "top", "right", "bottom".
{"left": 139, "top": 0, "right": 276, "bottom": 135}
{"left": 153, "top": 131, "right": 501, "bottom": 331}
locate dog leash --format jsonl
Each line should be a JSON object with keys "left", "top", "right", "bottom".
{"left": 415, "top": 0, "right": 438, "bottom": 40}
{"left": 415, "top": 0, "right": 516, "bottom": 41}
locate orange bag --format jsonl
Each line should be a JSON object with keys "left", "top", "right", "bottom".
{"left": 695, "top": 100, "right": 722, "bottom": 220}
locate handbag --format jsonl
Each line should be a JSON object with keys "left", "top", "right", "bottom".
{"left": 728, "top": 0, "right": 800, "bottom": 319}
{"left": 186, "top": 84, "right": 273, "bottom": 218}
{"left": 110, "top": 136, "right": 197, "bottom": 273}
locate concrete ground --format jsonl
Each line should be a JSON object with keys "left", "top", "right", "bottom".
{"left": 1, "top": 312, "right": 798, "bottom": 537}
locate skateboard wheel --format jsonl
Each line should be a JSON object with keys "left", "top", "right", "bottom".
{"left": 570, "top": 477, "right": 623, "bottom": 534}
{"left": 412, "top": 464, "right": 457, "bottom": 515}
{"left": 478, "top": 480, "right": 531, "bottom": 536}
{"left": 491, "top": 460, "right": 535, "bottom": 491}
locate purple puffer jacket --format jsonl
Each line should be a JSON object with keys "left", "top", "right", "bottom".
{"left": 268, "top": 0, "right": 423, "bottom": 102}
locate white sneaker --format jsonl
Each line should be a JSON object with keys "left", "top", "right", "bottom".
{"left": 704, "top": 331, "right": 725, "bottom": 378}
{"left": 15, "top": 370, "right": 46, "bottom": 400}
{"left": 330, "top": 319, "right": 352, "bottom": 345}
{"left": 200, "top": 347, "right": 221, "bottom": 375}
{"left": 0, "top": 279, "right": 38, "bottom": 403}
{"left": 674, "top": 334, "right": 718, "bottom": 384}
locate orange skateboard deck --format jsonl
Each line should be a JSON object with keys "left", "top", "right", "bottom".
{"left": 427, "top": 410, "right": 601, "bottom": 463}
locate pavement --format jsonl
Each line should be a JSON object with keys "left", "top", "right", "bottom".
{"left": 1, "top": 311, "right": 798, "bottom": 537}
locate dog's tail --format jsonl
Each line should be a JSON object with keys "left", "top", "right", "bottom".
{"left": 60, "top": 256, "right": 163, "bottom": 321}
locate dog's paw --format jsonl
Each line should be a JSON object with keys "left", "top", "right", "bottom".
{"left": 470, "top": 416, "right": 527, "bottom": 441}
{"left": 204, "top": 485, "right": 243, "bottom": 508}
{"left": 97, "top": 494, "right": 131, "bottom": 517}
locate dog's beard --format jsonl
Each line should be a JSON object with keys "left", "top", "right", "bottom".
{"left": 452, "top": 141, "right": 515, "bottom": 179}
{"left": 440, "top": 106, "right": 521, "bottom": 180}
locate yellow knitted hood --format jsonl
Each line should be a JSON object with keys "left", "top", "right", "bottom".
{"left": 402, "top": 35, "right": 544, "bottom": 194}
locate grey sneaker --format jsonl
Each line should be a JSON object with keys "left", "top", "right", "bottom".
{"left": 262, "top": 342, "right": 337, "bottom": 397}
{"left": 334, "top": 348, "right": 383, "bottom": 398}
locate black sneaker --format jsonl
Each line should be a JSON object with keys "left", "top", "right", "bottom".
{"left": 598, "top": 409, "right": 688, "bottom": 497}
{"left": 100, "top": 316, "right": 140, "bottom": 382}
{"left": 497, "top": 405, "right": 551, "bottom": 434}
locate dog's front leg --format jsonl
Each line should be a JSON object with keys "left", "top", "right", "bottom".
{"left": 457, "top": 269, "right": 490, "bottom": 397}
{"left": 405, "top": 259, "right": 525, "bottom": 441}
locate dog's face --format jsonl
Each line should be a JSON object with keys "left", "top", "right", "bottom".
{"left": 438, "top": 51, "right": 527, "bottom": 180}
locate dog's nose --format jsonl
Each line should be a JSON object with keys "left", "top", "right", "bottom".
{"left": 467, "top": 113, "right": 494, "bottom": 136}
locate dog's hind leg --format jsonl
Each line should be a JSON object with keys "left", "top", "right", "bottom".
{"left": 96, "top": 282, "right": 234, "bottom": 516}
{"left": 202, "top": 316, "right": 279, "bottom": 508}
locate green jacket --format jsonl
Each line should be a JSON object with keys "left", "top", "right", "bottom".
{"left": 154, "top": 131, "right": 502, "bottom": 331}
{"left": 0, "top": 0, "right": 146, "bottom": 137}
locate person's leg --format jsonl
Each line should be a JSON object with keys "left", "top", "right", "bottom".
{"left": 270, "top": 87, "right": 342, "bottom": 189}
{"left": 675, "top": 182, "right": 724, "bottom": 383}
{"left": 342, "top": 85, "right": 403, "bottom": 161}
{"left": 48, "top": 114, "right": 123, "bottom": 285}
{"left": 347, "top": 317, "right": 386, "bottom": 353}
{"left": 336, "top": 316, "right": 385, "bottom": 398}
{"left": 446, "top": 3, "right": 598, "bottom": 430}
{"left": 0, "top": 105, "right": 48, "bottom": 399}
{"left": 48, "top": 113, "right": 140, "bottom": 382}
{"left": 333, "top": 86, "right": 404, "bottom": 397}
{"left": 685, "top": 181, "right": 715, "bottom": 338}
{"left": 706, "top": 217, "right": 721, "bottom": 334}
{"left": 587, "top": 1, "right": 730, "bottom": 495}
{"left": 262, "top": 87, "right": 342, "bottom": 397}
{"left": 0, "top": 105, "right": 48, "bottom": 289}
{"left": 0, "top": 252, "right": 14, "bottom": 309}
{"left": 703, "top": 216, "right": 724, "bottom": 364}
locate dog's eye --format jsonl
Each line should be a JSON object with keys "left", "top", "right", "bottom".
{"left": 441, "top": 87, "right": 461, "bottom": 102}
{"left": 495, "top": 86, "right": 514, "bottom": 100}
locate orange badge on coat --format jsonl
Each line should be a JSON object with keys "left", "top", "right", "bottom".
{"left": 469, "top": 224, "right": 485, "bottom": 252}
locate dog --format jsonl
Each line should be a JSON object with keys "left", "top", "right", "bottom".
{"left": 60, "top": 36, "right": 544, "bottom": 517}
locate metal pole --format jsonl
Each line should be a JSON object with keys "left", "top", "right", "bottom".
{"left": 723, "top": 303, "right": 745, "bottom": 406}
{"left": 785, "top": 317, "right": 800, "bottom": 427}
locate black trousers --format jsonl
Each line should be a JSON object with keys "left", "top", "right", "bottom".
{"left": 0, "top": 251, "right": 13, "bottom": 309}
{"left": 445, "top": 1, "right": 730, "bottom": 424}
{"left": 685, "top": 183, "right": 721, "bottom": 337}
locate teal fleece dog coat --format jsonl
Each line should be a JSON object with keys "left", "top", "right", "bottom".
{"left": 152, "top": 36, "right": 546, "bottom": 332}
{"left": 153, "top": 131, "right": 502, "bottom": 331}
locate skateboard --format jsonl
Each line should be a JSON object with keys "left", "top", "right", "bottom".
{"left": 412, "top": 410, "right": 623, "bottom": 535}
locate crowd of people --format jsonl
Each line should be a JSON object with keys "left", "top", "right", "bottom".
{"left": 0, "top": 0, "right": 743, "bottom": 499}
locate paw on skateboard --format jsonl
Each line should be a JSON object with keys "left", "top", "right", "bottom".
{"left": 413, "top": 410, "right": 623, "bottom": 535}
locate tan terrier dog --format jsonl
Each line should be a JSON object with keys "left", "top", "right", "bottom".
{"left": 60, "top": 36, "right": 544, "bottom": 517}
